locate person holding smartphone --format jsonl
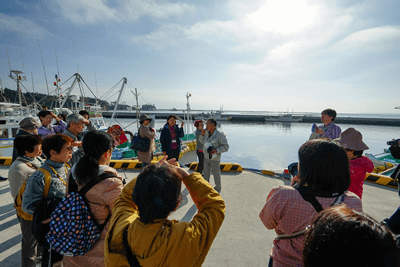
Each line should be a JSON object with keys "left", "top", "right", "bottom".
{"left": 309, "top": 109, "right": 341, "bottom": 140}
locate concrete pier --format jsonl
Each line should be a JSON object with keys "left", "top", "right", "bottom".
{"left": 102, "top": 110, "right": 400, "bottom": 126}
{"left": 0, "top": 163, "right": 399, "bottom": 266}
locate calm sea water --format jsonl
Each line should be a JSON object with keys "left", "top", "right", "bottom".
{"left": 105, "top": 118, "right": 400, "bottom": 171}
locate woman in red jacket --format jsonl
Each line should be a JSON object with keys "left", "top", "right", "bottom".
{"left": 334, "top": 127, "right": 374, "bottom": 199}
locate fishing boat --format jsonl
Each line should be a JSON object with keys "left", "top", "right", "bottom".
{"left": 0, "top": 70, "right": 40, "bottom": 157}
{"left": 195, "top": 110, "right": 231, "bottom": 122}
{"left": 264, "top": 112, "right": 302, "bottom": 122}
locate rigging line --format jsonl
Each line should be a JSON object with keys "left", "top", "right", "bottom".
{"left": 140, "top": 95, "right": 150, "bottom": 105}
{"left": 79, "top": 75, "right": 99, "bottom": 102}
{"left": 57, "top": 73, "right": 76, "bottom": 88}
{"left": 36, "top": 34, "right": 50, "bottom": 95}
{"left": 19, "top": 81, "right": 42, "bottom": 107}
{"left": 35, "top": 87, "right": 59, "bottom": 104}
{"left": 99, "top": 78, "right": 124, "bottom": 100}
{"left": 120, "top": 120, "right": 138, "bottom": 131}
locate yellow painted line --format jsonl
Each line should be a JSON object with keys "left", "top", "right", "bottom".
{"left": 0, "top": 157, "right": 12, "bottom": 166}
{"left": 365, "top": 172, "right": 398, "bottom": 188}
{"left": 189, "top": 162, "right": 243, "bottom": 172}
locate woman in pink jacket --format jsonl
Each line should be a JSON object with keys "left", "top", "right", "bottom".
{"left": 260, "top": 139, "right": 362, "bottom": 267}
{"left": 63, "top": 130, "right": 124, "bottom": 267}
{"left": 334, "top": 127, "right": 374, "bottom": 199}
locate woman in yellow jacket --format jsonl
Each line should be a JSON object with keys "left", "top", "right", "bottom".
{"left": 104, "top": 160, "right": 226, "bottom": 266}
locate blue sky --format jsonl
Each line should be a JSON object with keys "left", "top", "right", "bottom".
{"left": 1, "top": 0, "right": 399, "bottom": 114}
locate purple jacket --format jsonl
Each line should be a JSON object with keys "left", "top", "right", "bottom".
{"left": 38, "top": 120, "right": 67, "bottom": 138}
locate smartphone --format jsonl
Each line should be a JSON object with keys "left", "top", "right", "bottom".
{"left": 311, "top": 123, "right": 317, "bottom": 132}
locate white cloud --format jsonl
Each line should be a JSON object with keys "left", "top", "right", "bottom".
{"left": 0, "top": 13, "right": 50, "bottom": 39}
{"left": 52, "top": 0, "right": 195, "bottom": 25}
{"left": 330, "top": 26, "right": 400, "bottom": 53}
{"left": 246, "top": 0, "right": 318, "bottom": 35}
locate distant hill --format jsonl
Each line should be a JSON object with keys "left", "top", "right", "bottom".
{"left": 1, "top": 87, "right": 131, "bottom": 111}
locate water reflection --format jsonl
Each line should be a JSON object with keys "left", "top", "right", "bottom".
{"left": 107, "top": 119, "right": 399, "bottom": 171}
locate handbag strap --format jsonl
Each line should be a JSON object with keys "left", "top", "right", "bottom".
{"left": 295, "top": 185, "right": 324, "bottom": 212}
{"left": 275, "top": 187, "right": 344, "bottom": 240}
{"left": 123, "top": 227, "right": 141, "bottom": 267}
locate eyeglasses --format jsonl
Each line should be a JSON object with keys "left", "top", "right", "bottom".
{"left": 62, "top": 146, "right": 73, "bottom": 151}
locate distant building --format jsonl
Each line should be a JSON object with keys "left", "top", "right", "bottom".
{"left": 141, "top": 104, "right": 156, "bottom": 111}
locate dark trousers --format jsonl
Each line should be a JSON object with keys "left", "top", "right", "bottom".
{"left": 17, "top": 214, "right": 42, "bottom": 267}
{"left": 168, "top": 148, "right": 180, "bottom": 161}
{"left": 196, "top": 150, "right": 204, "bottom": 174}
{"left": 41, "top": 247, "right": 63, "bottom": 267}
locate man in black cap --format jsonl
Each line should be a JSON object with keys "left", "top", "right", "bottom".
{"left": 12, "top": 117, "right": 41, "bottom": 163}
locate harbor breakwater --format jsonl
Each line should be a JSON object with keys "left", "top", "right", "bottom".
{"left": 102, "top": 111, "right": 400, "bottom": 126}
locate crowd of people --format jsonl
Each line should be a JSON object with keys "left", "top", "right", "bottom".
{"left": 4, "top": 108, "right": 400, "bottom": 266}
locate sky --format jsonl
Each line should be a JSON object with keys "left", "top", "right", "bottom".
{"left": 0, "top": 0, "right": 399, "bottom": 114}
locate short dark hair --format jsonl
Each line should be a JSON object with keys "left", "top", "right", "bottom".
{"left": 38, "top": 110, "right": 51, "bottom": 119}
{"left": 322, "top": 109, "right": 337, "bottom": 121}
{"left": 14, "top": 135, "right": 42, "bottom": 156}
{"left": 79, "top": 110, "right": 89, "bottom": 116}
{"left": 167, "top": 115, "right": 177, "bottom": 121}
{"left": 303, "top": 204, "right": 397, "bottom": 267}
{"left": 42, "top": 134, "right": 73, "bottom": 159}
{"left": 207, "top": 118, "right": 217, "bottom": 127}
{"left": 298, "top": 139, "right": 350, "bottom": 196}
{"left": 74, "top": 131, "right": 114, "bottom": 186}
{"left": 351, "top": 150, "right": 364, "bottom": 157}
{"left": 132, "top": 164, "right": 182, "bottom": 224}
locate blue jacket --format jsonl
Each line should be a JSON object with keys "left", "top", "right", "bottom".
{"left": 160, "top": 124, "right": 184, "bottom": 156}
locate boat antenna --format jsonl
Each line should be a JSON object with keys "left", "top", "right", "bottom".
{"left": 37, "top": 34, "right": 50, "bottom": 95}
{"left": 54, "top": 44, "right": 60, "bottom": 79}
{"left": 19, "top": 46, "right": 27, "bottom": 79}
{"left": 6, "top": 47, "right": 12, "bottom": 73}
{"left": 31, "top": 72, "right": 35, "bottom": 101}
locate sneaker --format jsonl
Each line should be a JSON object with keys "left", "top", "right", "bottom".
{"left": 0, "top": 176, "right": 7, "bottom": 181}
{"left": 214, "top": 187, "right": 221, "bottom": 193}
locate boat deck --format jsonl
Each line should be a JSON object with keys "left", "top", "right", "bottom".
{"left": 0, "top": 164, "right": 399, "bottom": 266}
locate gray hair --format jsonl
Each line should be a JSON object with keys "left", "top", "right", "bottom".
{"left": 66, "top": 113, "right": 85, "bottom": 127}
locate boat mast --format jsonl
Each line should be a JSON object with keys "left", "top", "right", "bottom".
{"left": 9, "top": 70, "right": 26, "bottom": 106}
{"left": 109, "top": 77, "right": 127, "bottom": 127}
{"left": 131, "top": 88, "right": 141, "bottom": 129}
{"left": 59, "top": 73, "right": 80, "bottom": 109}
{"left": 185, "top": 92, "right": 192, "bottom": 135}
{"left": 0, "top": 78, "right": 8, "bottom": 102}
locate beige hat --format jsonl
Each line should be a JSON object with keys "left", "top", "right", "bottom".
{"left": 334, "top": 128, "right": 369, "bottom": 151}
{"left": 19, "top": 117, "right": 41, "bottom": 130}
{"left": 139, "top": 114, "right": 152, "bottom": 123}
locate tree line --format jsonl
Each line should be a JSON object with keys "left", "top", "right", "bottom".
{"left": 1, "top": 87, "right": 131, "bottom": 111}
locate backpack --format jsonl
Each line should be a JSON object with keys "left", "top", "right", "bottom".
{"left": 14, "top": 167, "right": 52, "bottom": 221}
{"left": 46, "top": 172, "right": 117, "bottom": 256}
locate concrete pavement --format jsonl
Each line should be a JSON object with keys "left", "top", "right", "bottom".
{"left": 0, "top": 163, "right": 399, "bottom": 266}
